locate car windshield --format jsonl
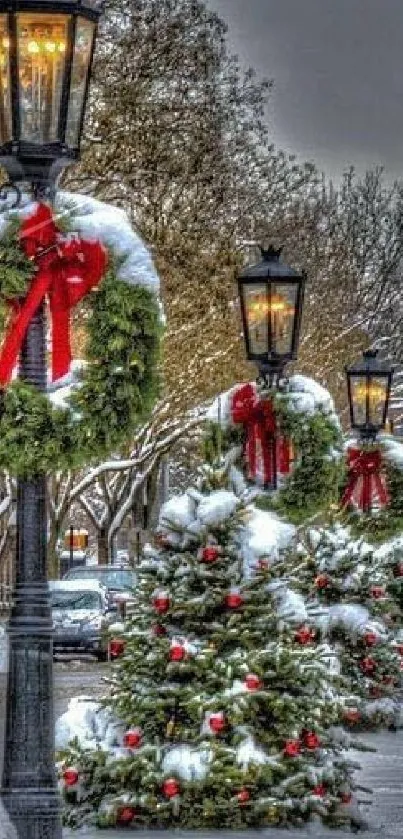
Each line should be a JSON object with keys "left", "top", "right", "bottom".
{"left": 63, "top": 567, "right": 135, "bottom": 591}
{"left": 51, "top": 590, "right": 102, "bottom": 610}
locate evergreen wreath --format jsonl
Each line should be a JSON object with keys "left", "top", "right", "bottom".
{"left": 205, "top": 381, "right": 345, "bottom": 524}
{"left": 0, "top": 206, "right": 161, "bottom": 476}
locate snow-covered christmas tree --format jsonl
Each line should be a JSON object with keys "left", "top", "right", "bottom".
{"left": 279, "top": 524, "right": 402, "bottom": 729}
{"left": 57, "top": 468, "right": 366, "bottom": 830}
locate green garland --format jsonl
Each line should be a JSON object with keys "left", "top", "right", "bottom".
{"left": 205, "top": 387, "right": 345, "bottom": 524}
{"left": 0, "top": 220, "right": 161, "bottom": 476}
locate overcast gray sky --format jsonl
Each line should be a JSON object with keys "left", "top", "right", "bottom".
{"left": 208, "top": 0, "right": 403, "bottom": 182}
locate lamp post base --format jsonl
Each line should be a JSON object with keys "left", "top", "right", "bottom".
{"left": 1, "top": 790, "right": 62, "bottom": 839}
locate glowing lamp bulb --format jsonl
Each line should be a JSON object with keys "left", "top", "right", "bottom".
{"left": 45, "top": 41, "right": 56, "bottom": 53}
{"left": 27, "top": 41, "right": 40, "bottom": 54}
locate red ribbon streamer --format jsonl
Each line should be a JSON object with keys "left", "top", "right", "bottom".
{"left": 341, "top": 447, "right": 389, "bottom": 512}
{"left": 0, "top": 203, "right": 107, "bottom": 384}
{"left": 230, "top": 382, "right": 292, "bottom": 486}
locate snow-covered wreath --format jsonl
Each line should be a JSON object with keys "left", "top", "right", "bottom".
{"left": 207, "top": 375, "right": 345, "bottom": 522}
{"left": 0, "top": 193, "right": 161, "bottom": 475}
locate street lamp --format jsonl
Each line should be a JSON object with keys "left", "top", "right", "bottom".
{"left": 0, "top": 0, "right": 101, "bottom": 198}
{"left": 346, "top": 349, "right": 394, "bottom": 441}
{"left": 0, "top": 1, "right": 103, "bottom": 837}
{"left": 237, "top": 246, "right": 306, "bottom": 385}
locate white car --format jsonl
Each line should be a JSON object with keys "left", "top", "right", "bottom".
{"left": 49, "top": 580, "right": 112, "bottom": 661}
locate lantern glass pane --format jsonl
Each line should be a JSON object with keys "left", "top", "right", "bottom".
{"left": 66, "top": 17, "right": 95, "bottom": 147}
{"left": 270, "top": 282, "right": 297, "bottom": 356}
{"left": 0, "top": 16, "right": 11, "bottom": 144}
{"left": 351, "top": 375, "right": 387, "bottom": 428}
{"left": 367, "top": 376, "right": 388, "bottom": 426}
{"left": 243, "top": 282, "right": 268, "bottom": 356}
{"left": 17, "top": 13, "right": 68, "bottom": 143}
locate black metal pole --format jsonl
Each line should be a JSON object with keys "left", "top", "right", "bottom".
{"left": 1, "top": 301, "right": 62, "bottom": 837}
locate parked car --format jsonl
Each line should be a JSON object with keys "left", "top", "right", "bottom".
{"left": 62, "top": 565, "right": 136, "bottom": 615}
{"left": 49, "top": 580, "right": 112, "bottom": 660}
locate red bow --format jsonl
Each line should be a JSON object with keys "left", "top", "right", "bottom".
{"left": 231, "top": 382, "right": 292, "bottom": 486}
{"left": 341, "top": 447, "right": 389, "bottom": 513}
{"left": 0, "top": 203, "right": 107, "bottom": 384}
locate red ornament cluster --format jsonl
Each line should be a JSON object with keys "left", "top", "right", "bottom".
{"left": 169, "top": 642, "right": 186, "bottom": 662}
{"left": 237, "top": 788, "right": 250, "bottom": 804}
{"left": 63, "top": 768, "right": 79, "bottom": 787}
{"left": 163, "top": 778, "right": 180, "bottom": 798}
{"left": 225, "top": 589, "right": 243, "bottom": 609}
{"left": 209, "top": 712, "right": 226, "bottom": 734}
{"left": 283, "top": 739, "right": 300, "bottom": 758}
{"left": 294, "top": 625, "right": 315, "bottom": 645}
{"left": 153, "top": 591, "right": 170, "bottom": 614}
{"left": 312, "top": 784, "right": 326, "bottom": 797}
{"left": 303, "top": 731, "right": 320, "bottom": 750}
{"left": 363, "top": 631, "right": 378, "bottom": 647}
{"left": 370, "top": 586, "right": 385, "bottom": 600}
{"left": 343, "top": 708, "right": 361, "bottom": 725}
{"left": 109, "top": 638, "right": 125, "bottom": 659}
{"left": 117, "top": 806, "right": 137, "bottom": 825}
{"left": 244, "top": 673, "right": 262, "bottom": 692}
{"left": 201, "top": 546, "right": 220, "bottom": 563}
{"left": 360, "top": 656, "right": 376, "bottom": 674}
{"left": 315, "top": 574, "right": 330, "bottom": 590}
{"left": 123, "top": 728, "right": 142, "bottom": 749}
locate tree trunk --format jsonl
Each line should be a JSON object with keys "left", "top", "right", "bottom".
{"left": 47, "top": 522, "right": 61, "bottom": 579}
{"left": 98, "top": 526, "right": 109, "bottom": 565}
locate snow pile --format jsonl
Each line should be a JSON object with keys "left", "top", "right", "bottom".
{"left": 163, "top": 745, "right": 211, "bottom": 781}
{"left": 56, "top": 697, "right": 124, "bottom": 752}
{"left": 242, "top": 507, "right": 295, "bottom": 571}
{"left": 158, "top": 489, "right": 240, "bottom": 548}
{"left": 382, "top": 436, "right": 403, "bottom": 470}
{"left": 207, "top": 374, "right": 338, "bottom": 428}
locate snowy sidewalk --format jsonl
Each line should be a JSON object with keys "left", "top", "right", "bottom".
{"left": 63, "top": 731, "right": 403, "bottom": 838}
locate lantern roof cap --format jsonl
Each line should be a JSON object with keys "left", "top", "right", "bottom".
{"left": 346, "top": 349, "right": 394, "bottom": 376}
{"left": 239, "top": 245, "right": 302, "bottom": 280}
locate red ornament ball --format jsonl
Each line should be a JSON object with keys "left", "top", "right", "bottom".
{"left": 63, "top": 768, "right": 79, "bottom": 787}
{"left": 393, "top": 563, "right": 403, "bottom": 578}
{"left": 341, "top": 793, "right": 352, "bottom": 805}
{"left": 169, "top": 642, "right": 186, "bottom": 662}
{"left": 283, "top": 739, "right": 301, "bottom": 758}
{"left": 315, "top": 574, "right": 329, "bottom": 590}
{"left": 117, "top": 806, "right": 137, "bottom": 825}
{"left": 244, "top": 673, "right": 262, "bottom": 692}
{"left": 343, "top": 708, "right": 360, "bottom": 725}
{"left": 109, "top": 639, "right": 125, "bottom": 659}
{"left": 237, "top": 788, "right": 250, "bottom": 804}
{"left": 312, "top": 784, "right": 326, "bottom": 797}
{"left": 225, "top": 589, "right": 243, "bottom": 609}
{"left": 295, "top": 625, "right": 315, "bottom": 645}
{"left": 363, "top": 631, "right": 378, "bottom": 647}
{"left": 123, "top": 728, "right": 142, "bottom": 749}
{"left": 201, "top": 546, "right": 220, "bottom": 563}
{"left": 303, "top": 731, "right": 320, "bottom": 750}
{"left": 396, "top": 644, "right": 403, "bottom": 656}
{"left": 153, "top": 592, "right": 170, "bottom": 614}
{"left": 209, "top": 712, "right": 226, "bottom": 734}
{"left": 360, "top": 656, "right": 376, "bottom": 674}
{"left": 152, "top": 623, "right": 167, "bottom": 637}
{"left": 163, "top": 778, "right": 180, "bottom": 798}
{"left": 370, "top": 586, "right": 385, "bottom": 600}
{"left": 256, "top": 558, "right": 269, "bottom": 571}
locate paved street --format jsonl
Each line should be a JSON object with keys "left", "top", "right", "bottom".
{"left": 0, "top": 651, "right": 402, "bottom": 837}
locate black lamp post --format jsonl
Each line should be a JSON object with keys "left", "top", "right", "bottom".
{"left": 0, "top": 2, "right": 102, "bottom": 837}
{"left": 346, "top": 349, "right": 394, "bottom": 441}
{"left": 237, "top": 246, "right": 306, "bottom": 386}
